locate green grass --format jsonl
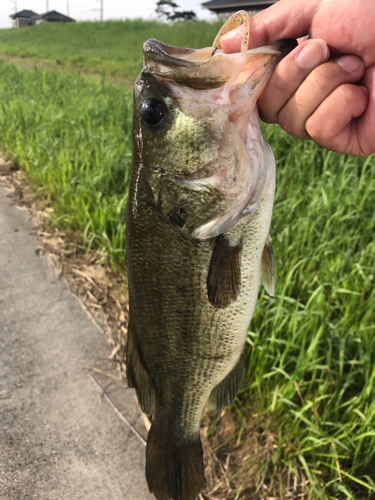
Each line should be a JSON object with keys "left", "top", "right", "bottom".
{"left": 244, "top": 129, "right": 375, "bottom": 498}
{"left": 0, "top": 60, "right": 374, "bottom": 499}
{"left": 0, "top": 19, "right": 223, "bottom": 80}
{"left": 0, "top": 62, "right": 132, "bottom": 264}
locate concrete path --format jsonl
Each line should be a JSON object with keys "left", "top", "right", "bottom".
{"left": 0, "top": 186, "right": 154, "bottom": 500}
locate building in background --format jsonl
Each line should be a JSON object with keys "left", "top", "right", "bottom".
{"left": 10, "top": 9, "right": 75, "bottom": 27}
{"left": 202, "top": 0, "right": 278, "bottom": 15}
{"left": 9, "top": 10, "right": 39, "bottom": 28}
{"left": 32, "top": 11, "right": 75, "bottom": 25}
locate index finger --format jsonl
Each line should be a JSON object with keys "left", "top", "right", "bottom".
{"left": 220, "top": 0, "right": 319, "bottom": 52}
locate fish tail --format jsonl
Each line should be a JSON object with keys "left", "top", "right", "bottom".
{"left": 146, "top": 425, "right": 205, "bottom": 500}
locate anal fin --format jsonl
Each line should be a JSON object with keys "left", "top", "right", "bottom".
{"left": 260, "top": 235, "right": 275, "bottom": 296}
{"left": 207, "top": 235, "right": 242, "bottom": 308}
{"left": 126, "top": 314, "right": 154, "bottom": 418}
{"left": 208, "top": 354, "right": 244, "bottom": 411}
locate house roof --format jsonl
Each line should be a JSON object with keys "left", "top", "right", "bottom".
{"left": 32, "top": 10, "right": 75, "bottom": 22}
{"left": 9, "top": 9, "right": 39, "bottom": 19}
{"left": 202, "top": 0, "right": 278, "bottom": 10}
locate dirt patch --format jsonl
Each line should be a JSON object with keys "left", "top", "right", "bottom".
{"left": 200, "top": 408, "right": 308, "bottom": 500}
{"left": 0, "top": 154, "right": 307, "bottom": 499}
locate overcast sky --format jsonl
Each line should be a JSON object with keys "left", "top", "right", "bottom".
{"left": 0, "top": 0, "right": 216, "bottom": 29}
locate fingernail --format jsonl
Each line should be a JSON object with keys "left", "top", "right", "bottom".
{"left": 337, "top": 55, "right": 363, "bottom": 72}
{"left": 296, "top": 39, "right": 328, "bottom": 70}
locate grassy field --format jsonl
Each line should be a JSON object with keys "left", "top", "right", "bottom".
{"left": 0, "top": 19, "right": 222, "bottom": 81}
{"left": 0, "top": 63, "right": 132, "bottom": 264}
{"left": 0, "top": 19, "right": 374, "bottom": 499}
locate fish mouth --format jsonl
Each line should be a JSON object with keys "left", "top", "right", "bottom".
{"left": 143, "top": 38, "right": 297, "bottom": 91}
{"left": 140, "top": 37, "right": 298, "bottom": 240}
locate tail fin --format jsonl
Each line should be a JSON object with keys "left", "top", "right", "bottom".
{"left": 146, "top": 426, "right": 205, "bottom": 500}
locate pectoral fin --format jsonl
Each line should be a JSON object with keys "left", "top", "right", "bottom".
{"left": 208, "top": 354, "right": 244, "bottom": 411}
{"left": 126, "top": 314, "right": 154, "bottom": 418}
{"left": 260, "top": 236, "right": 275, "bottom": 296}
{"left": 207, "top": 235, "right": 242, "bottom": 308}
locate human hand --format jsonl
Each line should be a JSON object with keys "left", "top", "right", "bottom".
{"left": 221, "top": 0, "right": 375, "bottom": 156}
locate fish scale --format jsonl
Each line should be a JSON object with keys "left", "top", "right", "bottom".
{"left": 126, "top": 15, "right": 296, "bottom": 500}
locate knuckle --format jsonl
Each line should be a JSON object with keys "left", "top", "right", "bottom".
{"left": 272, "top": 70, "right": 291, "bottom": 96}
{"left": 333, "top": 83, "right": 351, "bottom": 100}
{"left": 335, "top": 82, "right": 366, "bottom": 105}
{"left": 278, "top": 108, "right": 302, "bottom": 137}
{"left": 278, "top": 97, "right": 311, "bottom": 139}
{"left": 310, "top": 65, "right": 331, "bottom": 91}
{"left": 277, "top": 109, "right": 292, "bottom": 133}
{"left": 305, "top": 116, "right": 322, "bottom": 141}
{"left": 311, "top": 58, "right": 358, "bottom": 90}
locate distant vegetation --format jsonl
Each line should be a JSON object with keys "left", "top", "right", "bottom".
{"left": 0, "top": 19, "right": 222, "bottom": 82}
{"left": 155, "top": 0, "right": 197, "bottom": 21}
{"left": 1, "top": 56, "right": 374, "bottom": 498}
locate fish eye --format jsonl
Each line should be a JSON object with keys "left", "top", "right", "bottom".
{"left": 140, "top": 98, "right": 166, "bottom": 128}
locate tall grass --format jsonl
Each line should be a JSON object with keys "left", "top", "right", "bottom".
{"left": 0, "top": 19, "right": 223, "bottom": 79}
{"left": 0, "top": 60, "right": 374, "bottom": 498}
{"left": 0, "top": 62, "right": 132, "bottom": 264}
{"left": 246, "top": 127, "right": 375, "bottom": 498}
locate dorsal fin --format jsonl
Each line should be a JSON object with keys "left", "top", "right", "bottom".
{"left": 260, "top": 235, "right": 275, "bottom": 296}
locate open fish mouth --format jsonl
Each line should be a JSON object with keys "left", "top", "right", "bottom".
{"left": 143, "top": 37, "right": 297, "bottom": 93}
{"left": 138, "top": 36, "right": 297, "bottom": 240}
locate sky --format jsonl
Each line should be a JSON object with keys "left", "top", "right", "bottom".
{"left": 0, "top": 0, "right": 216, "bottom": 29}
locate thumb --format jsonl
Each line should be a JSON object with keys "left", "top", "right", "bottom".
{"left": 221, "top": 0, "right": 319, "bottom": 52}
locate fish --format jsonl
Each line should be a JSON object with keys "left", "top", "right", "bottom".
{"left": 125, "top": 12, "right": 297, "bottom": 500}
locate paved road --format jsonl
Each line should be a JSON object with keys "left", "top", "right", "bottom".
{"left": 0, "top": 186, "right": 153, "bottom": 500}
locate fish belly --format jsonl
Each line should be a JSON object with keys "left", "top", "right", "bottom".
{"left": 126, "top": 157, "right": 275, "bottom": 440}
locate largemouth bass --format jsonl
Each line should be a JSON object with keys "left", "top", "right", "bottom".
{"left": 126, "top": 13, "right": 296, "bottom": 500}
